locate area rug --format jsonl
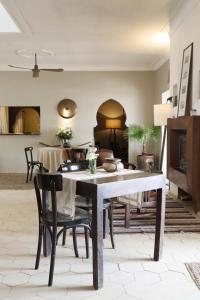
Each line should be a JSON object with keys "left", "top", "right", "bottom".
{"left": 113, "top": 196, "right": 200, "bottom": 233}
{"left": 185, "top": 263, "right": 200, "bottom": 289}
{"left": 0, "top": 173, "right": 33, "bottom": 190}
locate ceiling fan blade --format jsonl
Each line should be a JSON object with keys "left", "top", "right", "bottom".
{"left": 40, "top": 68, "right": 64, "bottom": 72}
{"left": 8, "top": 65, "right": 32, "bottom": 70}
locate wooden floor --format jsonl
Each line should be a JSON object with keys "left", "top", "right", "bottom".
{"left": 113, "top": 196, "right": 200, "bottom": 233}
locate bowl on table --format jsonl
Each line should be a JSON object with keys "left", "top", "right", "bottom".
{"left": 102, "top": 158, "right": 124, "bottom": 172}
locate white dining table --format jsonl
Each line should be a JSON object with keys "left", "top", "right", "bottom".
{"left": 57, "top": 168, "right": 143, "bottom": 217}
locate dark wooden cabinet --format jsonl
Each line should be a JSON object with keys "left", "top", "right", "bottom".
{"left": 167, "top": 116, "right": 200, "bottom": 213}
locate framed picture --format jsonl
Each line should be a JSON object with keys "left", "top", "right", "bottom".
{"left": 177, "top": 43, "right": 193, "bottom": 117}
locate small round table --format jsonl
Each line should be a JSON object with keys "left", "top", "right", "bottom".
{"left": 38, "top": 147, "right": 64, "bottom": 172}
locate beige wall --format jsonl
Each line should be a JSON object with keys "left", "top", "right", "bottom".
{"left": 154, "top": 60, "right": 169, "bottom": 104}
{"left": 0, "top": 70, "right": 159, "bottom": 172}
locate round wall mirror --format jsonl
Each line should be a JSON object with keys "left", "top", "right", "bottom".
{"left": 57, "top": 99, "right": 77, "bottom": 119}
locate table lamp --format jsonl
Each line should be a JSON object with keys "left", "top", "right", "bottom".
{"left": 105, "top": 119, "right": 121, "bottom": 153}
{"left": 154, "top": 103, "right": 173, "bottom": 171}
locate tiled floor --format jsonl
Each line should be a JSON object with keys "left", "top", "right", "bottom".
{"left": 0, "top": 189, "right": 200, "bottom": 300}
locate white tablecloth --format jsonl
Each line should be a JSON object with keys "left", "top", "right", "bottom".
{"left": 57, "top": 168, "right": 143, "bottom": 217}
{"left": 38, "top": 147, "right": 64, "bottom": 172}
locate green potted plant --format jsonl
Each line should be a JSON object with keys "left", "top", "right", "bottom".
{"left": 126, "top": 124, "right": 160, "bottom": 170}
{"left": 56, "top": 128, "right": 73, "bottom": 148}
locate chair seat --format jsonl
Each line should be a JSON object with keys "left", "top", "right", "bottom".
{"left": 75, "top": 196, "right": 111, "bottom": 209}
{"left": 117, "top": 193, "right": 143, "bottom": 209}
{"left": 44, "top": 207, "right": 91, "bottom": 227}
{"left": 30, "top": 161, "right": 41, "bottom": 165}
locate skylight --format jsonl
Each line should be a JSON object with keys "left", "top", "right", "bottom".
{"left": 0, "top": 2, "right": 20, "bottom": 32}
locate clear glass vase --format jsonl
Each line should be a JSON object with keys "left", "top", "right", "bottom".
{"left": 61, "top": 139, "right": 71, "bottom": 148}
{"left": 89, "top": 159, "right": 96, "bottom": 174}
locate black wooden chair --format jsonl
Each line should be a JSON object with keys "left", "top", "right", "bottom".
{"left": 34, "top": 173, "right": 91, "bottom": 286}
{"left": 59, "top": 161, "right": 115, "bottom": 249}
{"left": 96, "top": 148, "right": 114, "bottom": 166}
{"left": 24, "top": 147, "right": 42, "bottom": 183}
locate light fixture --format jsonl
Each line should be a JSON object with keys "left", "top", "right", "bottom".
{"left": 153, "top": 31, "right": 170, "bottom": 46}
{"left": 105, "top": 119, "right": 121, "bottom": 129}
{"left": 154, "top": 103, "right": 173, "bottom": 126}
{"left": 0, "top": 2, "right": 20, "bottom": 32}
{"left": 105, "top": 119, "right": 121, "bottom": 155}
{"left": 57, "top": 99, "right": 77, "bottom": 119}
{"left": 154, "top": 102, "right": 173, "bottom": 171}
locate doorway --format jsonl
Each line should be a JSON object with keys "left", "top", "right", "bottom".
{"left": 94, "top": 99, "right": 128, "bottom": 162}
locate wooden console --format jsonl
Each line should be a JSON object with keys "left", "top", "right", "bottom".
{"left": 167, "top": 116, "right": 200, "bottom": 213}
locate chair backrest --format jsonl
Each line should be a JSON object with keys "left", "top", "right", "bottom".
{"left": 34, "top": 173, "right": 63, "bottom": 224}
{"left": 97, "top": 148, "right": 114, "bottom": 166}
{"left": 36, "top": 173, "right": 63, "bottom": 191}
{"left": 24, "top": 146, "right": 34, "bottom": 164}
{"left": 70, "top": 148, "right": 87, "bottom": 162}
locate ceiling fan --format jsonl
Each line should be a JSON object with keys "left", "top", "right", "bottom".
{"left": 8, "top": 53, "right": 64, "bottom": 78}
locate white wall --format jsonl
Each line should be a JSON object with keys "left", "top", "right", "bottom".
{"left": 0, "top": 71, "right": 156, "bottom": 172}
{"left": 154, "top": 60, "right": 169, "bottom": 105}
{"left": 170, "top": 0, "right": 200, "bottom": 110}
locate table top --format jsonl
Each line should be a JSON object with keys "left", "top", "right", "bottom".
{"left": 75, "top": 170, "right": 165, "bottom": 199}
{"left": 62, "top": 168, "right": 142, "bottom": 180}
{"left": 59, "top": 169, "right": 144, "bottom": 216}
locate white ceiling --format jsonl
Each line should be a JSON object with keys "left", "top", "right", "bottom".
{"left": 0, "top": 0, "right": 182, "bottom": 71}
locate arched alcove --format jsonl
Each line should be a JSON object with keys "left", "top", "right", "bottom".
{"left": 13, "top": 107, "right": 40, "bottom": 134}
{"left": 94, "top": 99, "right": 128, "bottom": 162}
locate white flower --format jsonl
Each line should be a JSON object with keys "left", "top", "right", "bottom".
{"left": 56, "top": 128, "right": 73, "bottom": 140}
{"left": 86, "top": 146, "right": 99, "bottom": 160}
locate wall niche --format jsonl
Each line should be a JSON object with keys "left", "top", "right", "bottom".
{"left": 94, "top": 99, "right": 128, "bottom": 162}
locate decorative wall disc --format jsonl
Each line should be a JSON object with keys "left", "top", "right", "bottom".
{"left": 57, "top": 99, "right": 77, "bottom": 119}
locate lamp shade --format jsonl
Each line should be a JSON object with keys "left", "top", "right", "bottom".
{"left": 105, "top": 119, "right": 121, "bottom": 129}
{"left": 154, "top": 103, "right": 173, "bottom": 126}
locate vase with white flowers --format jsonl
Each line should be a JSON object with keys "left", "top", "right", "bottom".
{"left": 86, "top": 146, "right": 99, "bottom": 174}
{"left": 56, "top": 128, "right": 73, "bottom": 148}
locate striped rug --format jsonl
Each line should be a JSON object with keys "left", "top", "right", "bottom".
{"left": 113, "top": 196, "right": 200, "bottom": 233}
{"left": 185, "top": 263, "right": 200, "bottom": 289}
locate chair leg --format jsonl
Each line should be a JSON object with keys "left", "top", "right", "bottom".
{"left": 125, "top": 203, "right": 131, "bottom": 228}
{"left": 72, "top": 227, "right": 79, "bottom": 258}
{"left": 30, "top": 165, "right": 34, "bottom": 181}
{"left": 62, "top": 226, "right": 67, "bottom": 246}
{"left": 26, "top": 166, "right": 30, "bottom": 183}
{"left": 84, "top": 226, "right": 89, "bottom": 259}
{"left": 48, "top": 229, "right": 57, "bottom": 286}
{"left": 108, "top": 206, "right": 115, "bottom": 249}
{"left": 103, "top": 208, "right": 107, "bottom": 239}
{"left": 35, "top": 224, "right": 43, "bottom": 270}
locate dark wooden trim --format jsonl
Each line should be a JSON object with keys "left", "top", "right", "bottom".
{"left": 92, "top": 192, "right": 104, "bottom": 289}
{"left": 154, "top": 188, "right": 165, "bottom": 260}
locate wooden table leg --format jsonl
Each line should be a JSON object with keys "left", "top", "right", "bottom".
{"left": 92, "top": 195, "right": 104, "bottom": 290}
{"left": 154, "top": 188, "right": 165, "bottom": 261}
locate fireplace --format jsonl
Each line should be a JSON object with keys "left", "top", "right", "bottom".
{"left": 172, "top": 129, "right": 187, "bottom": 173}
{"left": 167, "top": 116, "right": 200, "bottom": 213}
